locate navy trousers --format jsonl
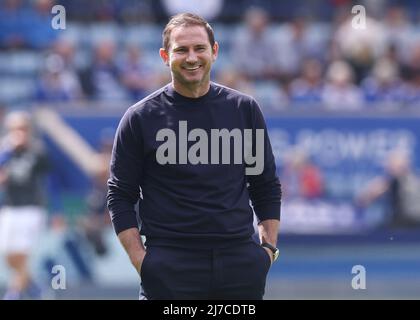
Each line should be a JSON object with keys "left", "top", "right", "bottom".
{"left": 139, "top": 239, "right": 271, "bottom": 300}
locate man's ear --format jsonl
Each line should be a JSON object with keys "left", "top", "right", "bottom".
{"left": 159, "top": 48, "right": 169, "bottom": 66}
{"left": 212, "top": 41, "right": 219, "bottom": 62}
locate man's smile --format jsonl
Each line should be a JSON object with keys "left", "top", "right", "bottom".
{"left": 182, "top": 65, "right": 201, "bottom": 71}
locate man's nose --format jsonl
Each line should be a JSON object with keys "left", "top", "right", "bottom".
{"left": 186, "top": 50, "right": 198, "bottom": 63}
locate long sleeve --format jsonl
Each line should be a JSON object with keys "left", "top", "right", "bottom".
{"left": 246, "top": 100, "right": 282, "bottom": 223}
{"left": 107, "top": 107, "right": 144, "bottom": 235}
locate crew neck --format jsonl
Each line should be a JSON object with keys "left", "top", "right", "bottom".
{"left": 165, "top": 82, "right": 216, "bottom": 104}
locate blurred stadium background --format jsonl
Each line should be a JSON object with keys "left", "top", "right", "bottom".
{"left": 0, "top": 0, "right": 420, "bottom": 299}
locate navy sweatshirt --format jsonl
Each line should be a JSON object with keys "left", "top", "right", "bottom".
{"left": 107, "top": 82, "right": 281, "bottom": 247}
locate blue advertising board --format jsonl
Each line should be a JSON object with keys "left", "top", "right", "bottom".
{"left": 46, "top": 113, "right": 420, "bottom": 233}
{"left": 267, "top": 115, "right": 420, "bottom": 233}
{"left": 268, "top": 116, "right": 417, "bottom": 194}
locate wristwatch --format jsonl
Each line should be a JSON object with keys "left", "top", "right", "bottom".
{"left": 261, "top": 243, "right": 280, "bottom": 262}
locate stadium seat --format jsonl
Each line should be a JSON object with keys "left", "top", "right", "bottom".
{"left": 88, "top": 23, "right": 121, "bottom": 45}
{"left": 57, "top": 23, "right": 86, "bottom": 47}
{"left": 0, "top": 51, "right": 41, "bottom": 76}
{"left": 123, "top": 24, "right": 162, "bottom": 50}
{"left": 0, "top": 76, "right": 35, "bottom": 104}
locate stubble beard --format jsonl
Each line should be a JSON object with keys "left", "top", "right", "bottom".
{"left": 173, "top": 63, "right": 211, "bottom": 90}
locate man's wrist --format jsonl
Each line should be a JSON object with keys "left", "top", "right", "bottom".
{"left": 261, "top": 242, "right": 279, "bottom": 262}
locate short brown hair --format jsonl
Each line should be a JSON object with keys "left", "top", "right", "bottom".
{"left": 162, "top": 13, "right": 215, "bottom": 52}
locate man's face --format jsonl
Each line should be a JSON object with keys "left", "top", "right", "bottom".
{"left": 160, "top": 25, "right": 218, "bottom": 89}
{"left": 7, "top": 121, "right": 30, "bottom": 150}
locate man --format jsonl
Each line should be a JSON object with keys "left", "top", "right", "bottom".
{"left": 357, "top": 150, "right": 420, "bottom": 229}
{"left": 107, "top": 13, "right": 281, "bottom": 300}
{"left": 0, "top": 111, "right": 49, "bottom": 299}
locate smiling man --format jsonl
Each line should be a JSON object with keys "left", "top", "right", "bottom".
{"left": 107, "top": 13, "right": 281, "bottom": 300}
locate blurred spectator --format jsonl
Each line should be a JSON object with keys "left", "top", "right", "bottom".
{"left": 78, "top": 130, "right": 113, "bottom": 257}
{"left": 215, "top": 68, "right": 254, "bottom": 95}
{"left": 0, "top": 0, "right": 418, "bottom": 111}
{"left": 0, "top": 111, "right": 50, "bottom": 299}
{"left": 25, "top": 0, "right": 59, "bottom": 49}
{"left": 322, "top": 60, "right": 363, "bottom": 110}
{"left": 289, "top": 58, "right": 324, "bottom": 105}
{"left": 118, "top": 45, "right": 154, "bottom": 101}
{"left": 325, "top": 36, "right": 343, "bottom": 65}
{"left": 0, "top": 0, "right": 28, "bottom": 49}
{"left": 253, "top": 81, "right": 289, "bottom": 113}
{"left": 52, "top": 40, "right": 78, "bottom": 69}
{"left": 361, "top": 58, "right": 406, "bottom": 107}
{"left": 275, "top": 18, "right": 326, "bottom": 81}
{"left": 34, "top": 53, "right": 83, "bottom": 102}
{"left": 118, "top": 0, "right": 155, "bottom": 23}
{"left": 161, "top": 0, "right": 223, "bottom": 21}
{"left": 0, "top": 0, "right": 58, "bottom": 50}
{"left": 232, "top": 7, "right": 281, "bottom": 81}
{"left": 401, "top": 43, "right": 420, "bottom": 104}
{"left": 334, "top": 10, "right": 387, "bottom": 83}
{"left": 93, "top": 0, "right": 119, "bottom": 22}
{"left": 59, "top": 0, "right": 154, "bottom": 23}
{"left": 0, "top": 104, "right": 7, "bottom": 129}
{"left": 57, "top": 0, "right": 95, "bottom": 23}
{"left": 383, "top": 6, "right": 416, "bottom": 64}
{"left": 382, "top": 43, "right": 402, "bottom": 72}
{"left": 80, "top": 41, "right": 128, "bottom": 102}
{"left": 357, "top": 150, "right": 420, "bottom": 229}
{"left": 281, "top": 148, "right": 324, "bottom": 200}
